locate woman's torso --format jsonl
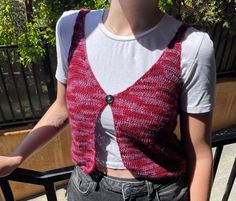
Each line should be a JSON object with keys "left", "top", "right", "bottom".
{"left": 56, "top": 9, "right": 215, "bottom": 178}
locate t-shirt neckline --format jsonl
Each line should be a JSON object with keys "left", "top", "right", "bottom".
{"left": 98, "top": 9, "right": 166, "bottom": 41}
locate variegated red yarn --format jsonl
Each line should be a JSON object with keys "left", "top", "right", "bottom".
{"left": 66, "top": 9, "right": 188, "bottom": 180}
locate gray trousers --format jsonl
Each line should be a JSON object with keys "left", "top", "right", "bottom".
{"left": 67, "top": 166, "right": 189, "bottom": 201}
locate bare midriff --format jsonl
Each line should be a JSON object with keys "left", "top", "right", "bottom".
{"left": 95, "top": 163, "right": 137, "bottom": 178}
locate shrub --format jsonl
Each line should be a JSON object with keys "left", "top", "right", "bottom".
{"left": 0, "top": 0, "right": 235, "bottom": 66}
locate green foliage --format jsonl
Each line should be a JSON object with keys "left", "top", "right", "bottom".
{"left": 75, "top": 0, "right": 109, "bottom": 9}
{"left": 160, "top": 0, "right": 236, "bottom": 28}
{"left": 18, "top": 22, "right": 47, "bottom": 65}
{"left": 0, "top": 0, "right": 110, "bottom": 66}
{"left": 0, "top": 0, "right": 27, "bottom": 45}
{"left": 0, "top": 0, "right": 235, "bottom": 66}
{"left": 159, "top": 0, "right": 174, "bottom": 12}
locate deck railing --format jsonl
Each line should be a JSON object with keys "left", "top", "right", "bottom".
{"left": 0, "top": 125, "right": 236, "bottom": 201}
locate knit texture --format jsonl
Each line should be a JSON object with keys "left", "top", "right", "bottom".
{"left": 66, "top": 9, "right": 188, "bottom": 180}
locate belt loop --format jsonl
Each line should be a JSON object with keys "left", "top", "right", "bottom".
{"left": 91, "top": 181, "right": 98, "bottom": 191}
{"left": 146, "top": 180, "right": 155, "bottom": 200}
{"left": 155, "top": 191, "right": 161, "bottom": 201}
{"left": 121, "top": 183, "right": 129, "bottom": 201}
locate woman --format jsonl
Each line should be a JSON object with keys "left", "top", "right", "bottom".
{"left": 0, "top": 0, "right": 215, "bottom": 200}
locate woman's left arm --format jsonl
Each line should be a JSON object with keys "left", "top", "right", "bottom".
{"left": 180, "top": 111, "right": 213, "bottom": 201}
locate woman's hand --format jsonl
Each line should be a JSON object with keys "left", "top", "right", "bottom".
{"left": 0, "top": 155, "right": 22, "bottom": 178}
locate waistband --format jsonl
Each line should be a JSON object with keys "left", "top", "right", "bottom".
{"left": 73, "top": 166, "right": 186, "bottom": 200}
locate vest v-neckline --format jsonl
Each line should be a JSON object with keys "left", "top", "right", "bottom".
{"left": 83, "top": 39, "right": 169, "bottom": 98}
{"left": 69, "top": 9, "right": 186, "bottom": 101}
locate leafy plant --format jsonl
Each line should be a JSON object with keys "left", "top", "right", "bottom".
{"left": 0, "top": 0, "right": 235, "bottom": 66}
{"left": 160, "top": 0, "right": 236, "bottom": 28}
{"left": 0, "top": 0, "right": 27, "bottom": 45}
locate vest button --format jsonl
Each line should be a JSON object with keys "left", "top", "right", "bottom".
{"left": 105, "top": 95, "right": 114, "bottom": 104}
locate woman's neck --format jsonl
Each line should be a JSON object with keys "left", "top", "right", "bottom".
{"left": 103, "top": 0, "right": 163, "bottom": 36}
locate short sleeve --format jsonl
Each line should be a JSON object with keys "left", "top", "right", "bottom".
{"left": 180, "top": 31, "right": 216, "bottom": 113}
{"left": 55, "top": 10, "right": 79, "bottom": 84}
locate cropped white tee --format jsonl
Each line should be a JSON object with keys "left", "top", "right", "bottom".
{"left": 55, "top": 9, "right": 216, "bottom": 169}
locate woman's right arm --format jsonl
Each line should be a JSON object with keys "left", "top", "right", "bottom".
{"left": 0, "top": 81, "right": 68, "bottom": 177}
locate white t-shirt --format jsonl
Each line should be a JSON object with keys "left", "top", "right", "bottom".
{"left": 55, "top": 9, "right": 216, "bottom": 169}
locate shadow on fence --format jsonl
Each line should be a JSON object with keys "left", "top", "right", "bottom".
{"left": 0, "top": 44, "right": 56, "bottom": 129}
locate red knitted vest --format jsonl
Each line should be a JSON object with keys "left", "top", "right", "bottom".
{"left": 66, "top": 10, "right": 189, "bottom": 180}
